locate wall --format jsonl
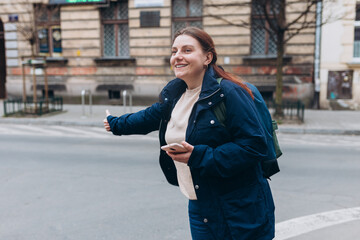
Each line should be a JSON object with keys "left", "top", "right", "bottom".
{"left": 1, "top": 0, "right": 316, "bottom": 105}
{"left": 320, "top": 0, "right": 359, "bottom": 110}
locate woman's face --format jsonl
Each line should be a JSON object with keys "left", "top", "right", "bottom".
{"left": 170, "top": 35, "right": 211, "bottom": 82}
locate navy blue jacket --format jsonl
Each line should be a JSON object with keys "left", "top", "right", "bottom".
{"left": 107, "top": 66, "right": 275, "bottom": 240}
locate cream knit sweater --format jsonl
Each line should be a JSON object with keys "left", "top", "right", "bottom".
{"left": 165, "top": 85, "right": 201, "bottom": 200}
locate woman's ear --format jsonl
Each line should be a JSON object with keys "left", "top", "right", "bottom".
{"left": 205, "top": 52, "right": 213, "bottom": 65}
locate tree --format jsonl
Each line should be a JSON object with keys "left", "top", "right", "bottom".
{"left": 206, "top": 0, "right": 347, "bottom": 117}
{"left": 6, "top": 1, "right": 59, "bottom": 105}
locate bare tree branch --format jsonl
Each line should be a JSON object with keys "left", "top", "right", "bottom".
{"left": 284, "top": 0, "right": 317, "bottom": 31}
{"left": 205, "top": 13, "right": 251, "bottom": 28}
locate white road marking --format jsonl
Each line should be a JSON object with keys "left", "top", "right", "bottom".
{"left": 49, "top": 125, "right": 111, "bottom": 138}
{"left": 0, "top": 124, "right": 158, "bottom": 141}
{"left": 275, "top": 207, "right": 360, "bottom": 240}
{"left": 11, "top": 124, "right": 66, "bottom": 136}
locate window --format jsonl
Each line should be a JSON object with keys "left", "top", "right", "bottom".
{"left": 101, "top": 0, "right": 129, "bottom": 57}
{"left": 42, "top": 89, "right": 54, "bottom": 98}
{"left": 108, "top": 90, "right": 120, "bottom": 99}
{"left": 353, "top": 4, "right": 360, "bottom": 59}
{"left": 172, "top": 0, "right": 203, "bottom": 36}
{"left": 35, "top": 4, "right": 62, "bottom": 57}
{"left": 250, "top": 0, "right": 280, "bottom": 56}
{"left": 327, "top": 71, "right": 353, "bottom": 100}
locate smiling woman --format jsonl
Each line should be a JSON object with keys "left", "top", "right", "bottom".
{"left": 104, "top": 27, "right": 276, "bottom": 240}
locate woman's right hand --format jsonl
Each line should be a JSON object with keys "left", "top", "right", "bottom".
{"left": 104, "top": 109, "right": 111, "bottom": 132}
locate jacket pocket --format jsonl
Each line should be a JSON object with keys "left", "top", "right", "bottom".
{"left": 219, "top": 182, "right": 267, "bottom": 231}
{"left": 193, "top": 118, "right": 230, "bottom": 147}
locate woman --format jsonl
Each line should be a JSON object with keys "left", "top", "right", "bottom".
{"left": 104, "top": 27, "right": 275, "bottom": 240}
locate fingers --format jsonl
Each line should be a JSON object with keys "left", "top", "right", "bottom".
{"left": 104, "top": 110, "right": 111, "bottom": 132}
{"left": 181, "top": 141, "right": 194, "bottom": 151}
{"left": 166, "top": 151, "right": 191, "bottom": 164}
{"left": 103, "top": 118, "right": 111, "bottom": 132}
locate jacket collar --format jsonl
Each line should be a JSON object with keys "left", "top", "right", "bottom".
{"left": 198, "top": 65, "right": 221, "bottom": 100}
{"left": 163, "top": 65, "right": 220, "bottom": 101}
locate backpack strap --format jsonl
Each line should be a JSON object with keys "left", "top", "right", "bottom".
{"left": 272, "top": 120, "right": 283, "bottom": 158}
{"left": 213, "top": 78, "right": 226, "bottom": 127}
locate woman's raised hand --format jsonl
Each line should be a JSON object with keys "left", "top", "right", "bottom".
{"left": 104, "top": 109, "right": 111, "bottom": 132}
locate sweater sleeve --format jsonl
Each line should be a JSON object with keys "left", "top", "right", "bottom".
{"left": 107, "top": 102, "right": 162, "bottom": 136}
{"left": 187, "top": 87, "right": 268, "bottom": 178}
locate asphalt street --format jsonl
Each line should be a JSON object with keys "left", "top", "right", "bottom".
{"left": 0, "top": 125, "right": 360, "bottom": 239}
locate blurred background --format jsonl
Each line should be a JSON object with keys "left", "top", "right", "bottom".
{"left": 0, "top": 0, "right": 359, "bottom": 239}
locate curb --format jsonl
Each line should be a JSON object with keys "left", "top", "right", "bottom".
{"left": 279, "top": 128, "right": 360, "bottom": 136}
{"left": 1, "top": 118, "right": 360, "bottom": 136}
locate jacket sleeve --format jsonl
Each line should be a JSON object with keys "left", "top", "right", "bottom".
{"left": 187, "top": 87, "right": 268, "bottom": 178}
{"left": 107, "top": 102, "right": 162, "bottom": 136}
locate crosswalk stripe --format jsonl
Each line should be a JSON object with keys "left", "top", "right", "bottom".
{"left": 0, "top": 124, "right": 111, "bottom": 138}
{"left": 0, "top": 126, "right": 29, "bottom": 135}
{"left": 48, "top": 126, "right": 111, "bottom": 138}
{"left": 0, "top": 124, "right": 161, "bottom": 141}
{"left": 10, "top": 124, "right": 67, "bottom": 136}
{"left": 275, "top": 207, "right": 360, "bottom": 240}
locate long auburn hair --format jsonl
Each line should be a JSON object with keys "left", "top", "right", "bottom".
{"left": 172, "top": 27, "right": 254, "bottom": 99}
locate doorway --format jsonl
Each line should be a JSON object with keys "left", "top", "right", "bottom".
{"left": 0, "top": 18, "right": 6, "bottom": 99}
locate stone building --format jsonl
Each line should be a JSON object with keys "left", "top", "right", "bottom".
{"left": 320, "top": 0, "right": 360, "bottom": 110}
{"left": 0, "top": 0, "right": 316, "bottom": 105}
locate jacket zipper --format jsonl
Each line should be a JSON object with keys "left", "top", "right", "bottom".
{"left": 186, "top": 87, "right": 221, "bottom": 141}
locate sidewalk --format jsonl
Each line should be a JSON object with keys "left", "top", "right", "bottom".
{"left": 1, "top": 100, "right": 360, "bottom": 135}
{"left": 279, "top": 109, "right": 360, "bottom": 135}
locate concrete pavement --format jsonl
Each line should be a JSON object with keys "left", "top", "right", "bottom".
{"left": 1, "top": 100, "right": 360, "bottom": 135}
{"left": 1, "top": 100, "right": 360, "bottom": 239}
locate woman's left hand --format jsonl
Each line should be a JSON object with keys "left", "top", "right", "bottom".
{"left": 166, "top": 141, "right": 194, "bottom": 164}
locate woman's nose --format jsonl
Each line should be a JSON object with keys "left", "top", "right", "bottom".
{"left": 173, "top": 51, "right": 183, "bottom": 59}
{"left": 171, "top": 53, "right": 183, "bottom": 65}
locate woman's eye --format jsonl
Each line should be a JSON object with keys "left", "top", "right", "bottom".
{"left": 185, "top": 49, "right": 191, "bottom": 53}
{"left": 171, "top": 50, "right": 176, "bottom": 55}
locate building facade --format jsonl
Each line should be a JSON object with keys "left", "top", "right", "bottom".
{"left": 320, "top": 0, "right": 360, "bottom": 110}
{"left": 0, "top": 0, "right": 316, "bottom": 105}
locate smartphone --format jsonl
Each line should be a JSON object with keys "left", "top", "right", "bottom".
{"left": 161, "top": 143, "right": 187, "bottom": 153}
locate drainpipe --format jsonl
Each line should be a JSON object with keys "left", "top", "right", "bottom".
{"left": 313, "top": 0, "right": 323, "bottom": 109}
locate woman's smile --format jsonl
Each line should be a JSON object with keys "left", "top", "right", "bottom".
{"left": 175, "top": 64, "right": 188, "bottom": 69}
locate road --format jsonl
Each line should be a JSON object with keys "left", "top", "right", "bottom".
{"left": 0, "top": 124, "right": 359, "bottom": 240}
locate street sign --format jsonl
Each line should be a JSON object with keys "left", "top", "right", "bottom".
{"left": 135, "top": 0, "right": 163, "bottom": 8}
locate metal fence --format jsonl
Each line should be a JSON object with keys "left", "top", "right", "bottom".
{"left": 3, "top": 97, "right": 63, "bottom": 117}
{"left": 266, "top": 100, "right": 305, "bottom": 122}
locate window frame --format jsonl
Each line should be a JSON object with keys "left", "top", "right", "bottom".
{"left": 250, "top": 0, "right": 279, "bottom": 56}
{"left": 34, "top": 4, "right": 61, "bottom": 57}
{"left": 100, "top": 0, "right": 129, "bottom": 58}
{"left": 171, "top": 0, "right": 203, "bottom": 37}
{"left": 353, "top": 4, "right": 360, "bottom": 61}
